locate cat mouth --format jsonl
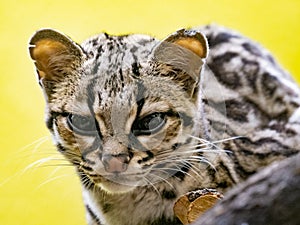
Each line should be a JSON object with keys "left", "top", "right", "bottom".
{"left": 89, "top": 173, "right": 147, "bottom": 193}
{"left": 88, "top": 167, "right": 178, "bottom": 192}
{"left": 99, "top": 178, "right": 138, "bottom": 193}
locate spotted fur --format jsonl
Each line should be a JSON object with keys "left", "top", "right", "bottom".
{"left": 29, "top": 24, "right": 300, "bottom": 225}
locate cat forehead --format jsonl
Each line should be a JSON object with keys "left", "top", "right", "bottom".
{"left": 62, "top": 32, "right": 197, "bottom": 113}
{"left": 82, "top": 33, "right": 157, "bottom": 53}
{"left": 71, "top": 74, "right": 183, "bottom": 114}
{"left": 82, "top": 33, "right": 158, "bottom": 77}
{"left": 73, "top": 33, "right": 160, "bottom": 110}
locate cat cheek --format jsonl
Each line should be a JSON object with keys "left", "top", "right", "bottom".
{"left": 137, "top": 132, "right": 167, "bottom": 150}
{"left": 54, "top": 119, "right": 75, "bottom": 142}
{"left": 54, "top": 118, "right": 86, "bottom": 153}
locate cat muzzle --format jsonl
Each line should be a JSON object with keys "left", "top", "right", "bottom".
{"left": 101, "top": 154, "right": 130, "bottom": 173}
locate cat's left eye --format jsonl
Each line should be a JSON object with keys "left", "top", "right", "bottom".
{"left": 67, "top": 114, "right": 97, "bottom": 135}
{"left": 132, "top": 112, "right": 166, "bottom": 136}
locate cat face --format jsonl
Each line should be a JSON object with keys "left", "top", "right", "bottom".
{"left": 29, "top": 28, "right": 208, "bottom": 193}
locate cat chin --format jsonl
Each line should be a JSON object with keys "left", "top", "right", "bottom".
{"left": 98, "top": 179, "right": 140, "bottom": 194}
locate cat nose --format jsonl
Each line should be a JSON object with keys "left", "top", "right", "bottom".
{"left": 101, "top": 154, "right": 129, "bottom": 173}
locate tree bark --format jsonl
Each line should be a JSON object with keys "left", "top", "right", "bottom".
{"left": 193, "top": 154, "right": 300, "bottom": 225}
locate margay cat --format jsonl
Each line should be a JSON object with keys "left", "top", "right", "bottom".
{"left": 29, "top": 24, "right": 300, "bottom": 225}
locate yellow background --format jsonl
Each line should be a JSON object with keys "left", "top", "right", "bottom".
{"left": 0, "top": 0, "right": 299, "bottom": 224}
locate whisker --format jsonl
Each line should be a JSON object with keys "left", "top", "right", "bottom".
{"left": 155, "top": 138, "right": 237, "bottom": 163}
{"left": 189, "top": 135, "right": 243, "bottom": 147}
{"left": 17, "top": 136, "right": 51, "bottom": 154}
{"left": 154, "top": 157, "right": 201, "bottom": 181}
{"left": 151, "top": 166, "right": 196, "bottom": 181}
{"left": 175, "top": 148, "right": 230, "bottom": 155}
{"left": 35, "top": 174, "right": 72, "bottom": 190}
{"left": 155, "top": 156, "right": 207, "bottom": 181}
{"left": 0, "top": 176, "right": 14, "bottom": 188}
{"left": 183, "top": 157, "right": 217, "bottom": 171}
{"left": 45, "top": 166, "right": 63, "bottom": 179}
{"left": 179, "top": 160, "right": 205, "bottom": 180}
{"left": 37, "top": 164, "right": 74, "bottom": 168}
{"left": 78, "top": 172, "right": 94, "bottom": 190}
{"left": 20, "top": 157, "right": 69, "bottom": 175}
{"left": 155, "top": 149, "right": 175, "bottom": 158}
{"left": 147, "top": 172, "right": 174, "bottom": 189}
{"left": 143, "top": 177, "right": 161, "bottom": 198}
{"left": 64, "top": 151, "right": 82, "bottom": 158}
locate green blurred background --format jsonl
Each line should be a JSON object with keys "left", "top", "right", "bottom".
{"left": 0, "top": 0, "right": 299, "bottom": 224}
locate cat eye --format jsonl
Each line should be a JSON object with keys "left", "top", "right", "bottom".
{"left": 132, "top": 112, "right": 166, "bottom": 136}
{"left": 67, "top": 114, "right": 97, "bottom": 135}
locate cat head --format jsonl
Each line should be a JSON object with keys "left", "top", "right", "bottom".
{"left": 29, "top": 28, "right": 208, "bottom": 193}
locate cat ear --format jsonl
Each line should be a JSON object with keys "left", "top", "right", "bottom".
{"left": 161, "top": 29, "right": 208, "bottom": 59}
{"left": 153, "top": 29, "right": 208, "bottom": 97}
{"left": 29, "top": 29, "right": 84, "bottom": 88}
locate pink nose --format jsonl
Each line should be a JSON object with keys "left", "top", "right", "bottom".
{"left": 102, "top": 154, "right": 129, "bottom": 173}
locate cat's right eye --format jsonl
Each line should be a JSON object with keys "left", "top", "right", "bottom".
{"left": 132, "top": 112, "right": 166, "bottom": 136}
{"left": 67, "top": 114, "right": 98, "bottom": 135}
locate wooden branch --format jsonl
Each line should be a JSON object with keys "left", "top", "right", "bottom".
{"left": 191, "top": 154, "right": 300, "bottom": 225}
{"left": 174, "top": 189, "right": 223, "bottom": 224}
